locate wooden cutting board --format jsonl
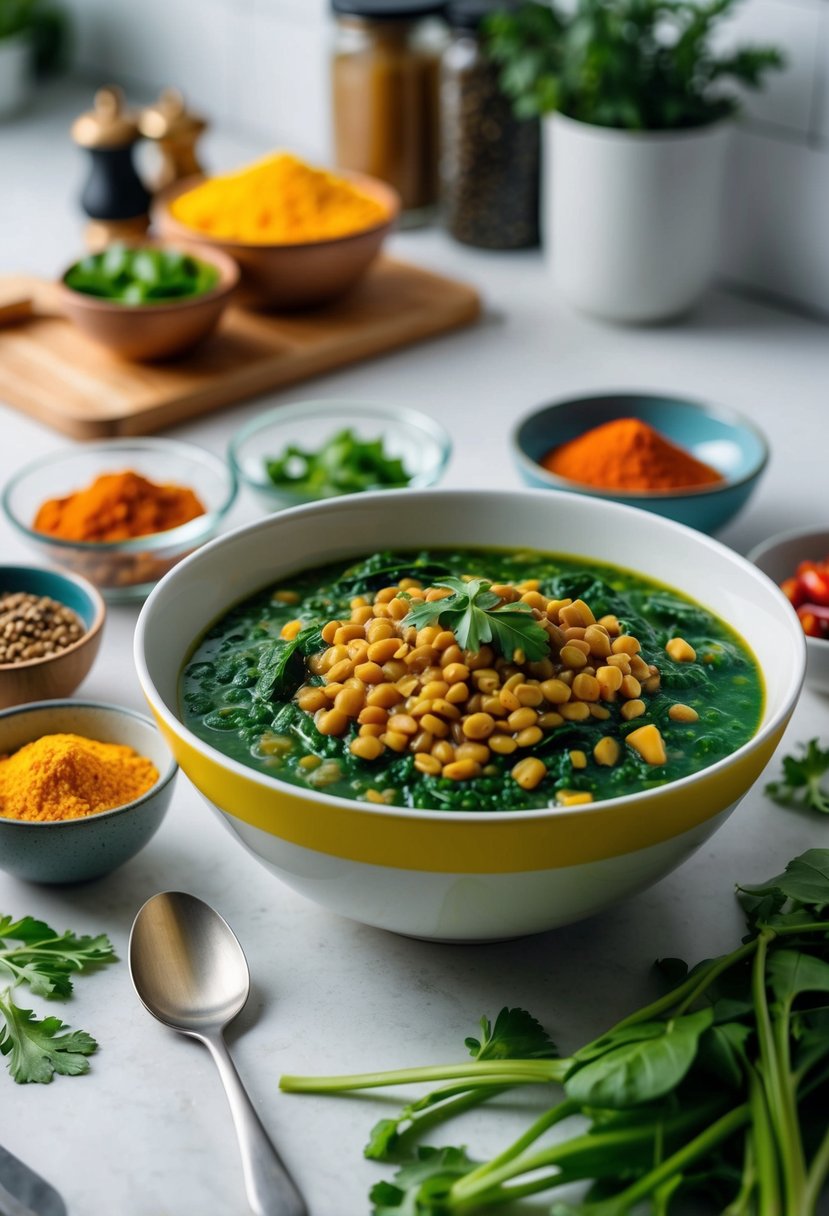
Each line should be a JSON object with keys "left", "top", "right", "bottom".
{"left": 0, "top": 258, "right": 480, "bottom": 439}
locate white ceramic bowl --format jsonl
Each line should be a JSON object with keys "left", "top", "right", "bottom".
{"left": 135, "top": 489, "right": 805, "bottom": 941}
{"left": 749, "top": 525, "right": 829, "bottom": 695}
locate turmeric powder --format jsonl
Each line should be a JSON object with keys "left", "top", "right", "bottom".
{"left": 0, "top": 733, "right": 158, "bottom": 822}
{"left": 33, "top": 470, "right": 205, "bottom": 543}
{"left": 169, "top": 152, "right": 390, "bottom": 244}
{"left": 542, "top": 418, "right": 724, "bottom": 493}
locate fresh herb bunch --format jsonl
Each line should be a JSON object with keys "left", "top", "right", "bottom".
{"left": 282, "top": 849, "right": 829, "bottom": 1214}
{"left": 402, "top": 577, "right": 550, "bottom": 661}
{"left": 0, "top": 914, "right": 116, "bottom": 1083}
{"left": 265, "top": 429, "right": 411, "bottom": 499}
{"left": 485, "top": 0, "right": 784, "bottom": 129}
{"left": 767, "top": 738, "right": 829, "bottom": 816}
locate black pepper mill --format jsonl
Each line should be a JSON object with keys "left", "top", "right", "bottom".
{"left": 71, "top": 86, "right": 152, "bottom": 251}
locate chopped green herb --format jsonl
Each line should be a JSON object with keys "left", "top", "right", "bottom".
{"left": 264, "top": 429, "right": 411, "bottom": 498}
{"left": 64, "top": 243, "right": 220, "bottom": 305}
{"left": 765, "top": 738, "right": 829, "bottom": 816}
{"left": 281, "top": 849, "right": 829, "bottom": 1214}
{"left": 0, "top": 913, "right": 116, "bottom": 1084}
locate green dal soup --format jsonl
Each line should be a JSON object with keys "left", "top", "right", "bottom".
{"left": 180, "top": 549, "right": 764, "bottom": 812}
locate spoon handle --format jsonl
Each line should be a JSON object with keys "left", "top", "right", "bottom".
{"left": 202, "top": 1032, "right": 308, "bottom": 1216}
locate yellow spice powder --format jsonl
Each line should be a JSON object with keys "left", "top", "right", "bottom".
{"left": 169, "top": 152, "right": 389, "bottom": 245}
{"left": 0, "top": 733, "right": 159, "bottom": 823}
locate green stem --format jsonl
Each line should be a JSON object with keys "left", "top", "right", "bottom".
{"left": 452, "top": 1099, "right": 578, "bottom": 1198}
{"left": 589, "top": 1105, "right": 750, "bottom": 1216}
{"left": 804, "top": 1124, "right": 829, "bottom": 1216}
{"left": 279, "top": 1058, "right": 568, "bottom": 1093}
{"left": 749, "top": 1071, "right": 781, "bottom": 1216}
{"left": 722, "top": 1129, "right": 757, "bottom": 1216}
{"left": 394, "top": 1085, "right": 509, "bottom": 1156}
{"left": 753, "top": 932, "right": 806, "bottom": 1212}
{"left": 451, "top": 1099, "right": 727, "bottom": 1204}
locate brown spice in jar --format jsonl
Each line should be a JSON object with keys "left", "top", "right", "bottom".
{"left": 0, "top": 592, "right": 85, "bottom": 665}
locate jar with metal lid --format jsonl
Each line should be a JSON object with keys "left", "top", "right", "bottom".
{"left": 331, "top": 0, "right": 447, "bottom": 226}
{"left": 441, "top": 0, "right": 539, "bottom": 248}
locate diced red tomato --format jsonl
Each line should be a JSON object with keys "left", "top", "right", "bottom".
{"left": 797, "top": 565, "right": 829, "bottom": 607}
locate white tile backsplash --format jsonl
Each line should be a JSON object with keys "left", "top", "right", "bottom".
{"left": 63, "top": 0, "right": 829, "bottom": 315}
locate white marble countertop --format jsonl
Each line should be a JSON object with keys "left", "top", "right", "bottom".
{"left": 1, "top": 82, "right": 828, "bottom": 1216}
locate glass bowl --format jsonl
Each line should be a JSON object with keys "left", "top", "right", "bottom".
{"left": 2, "top": 438, "right": 237, "bottom": 603}
{"left": 228, "top": 399, "right": 452, "bottom": 511}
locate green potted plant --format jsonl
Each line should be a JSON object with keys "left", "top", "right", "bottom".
{"left": 0, "top": 0, "right": 69, "bottom": 118}
{"left": 486, "top": 0, "right": 784, "bottom": 322}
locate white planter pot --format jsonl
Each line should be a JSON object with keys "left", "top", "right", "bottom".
{"left": 545, "top": 112, "right": 732, "bottom": 323}
{"left": 0, "top": 32, "right": 32, "bottom": 119}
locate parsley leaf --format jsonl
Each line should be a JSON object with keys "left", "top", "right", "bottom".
{"left": 465, "top": 1007, "right": 558, "bottom": 1060}
{"left": 0, "top": 990, "right": 97, "bottom": 1083}
{"left": 402, "top": 579, "right": 550, "bottom": 661}
{"left": 0, "top": 915, "right": 116, "bottom": 998}
{"left": 765, "top": 738, "right": 829, "bottom": 816}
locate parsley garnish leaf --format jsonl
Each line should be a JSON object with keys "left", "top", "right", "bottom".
{"left": 0, "top": 914, "right": 116, "bottom": 998}
{"left": 402, "top": 579, "right": 550, "bottom": 661}
{"left": 765, "top": 738, "right": 829, "bottom": 816}
{"left": 0, "top": 991, "right": 97, "bottom": 1083}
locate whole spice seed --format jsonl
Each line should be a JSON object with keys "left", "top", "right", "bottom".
{"left": 0, "top": 593, "right": 85, "bottom": 665}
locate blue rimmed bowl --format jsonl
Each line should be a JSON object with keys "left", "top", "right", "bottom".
{"left": 0, "top": 565, "right": 105, "bottom": 709}
{"left": 512, "top": 393, "right": 769, "bottom": 534}
{"left": 2, "top": 437, "right": 238, "bottom": 604}
{"left": 0, "top": 700, "right": 177, "bottom": 883}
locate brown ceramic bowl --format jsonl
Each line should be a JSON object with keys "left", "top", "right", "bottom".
{"left": 0, "top": 565, "right": 105, "bottom": 709}
{"left": 57, "top": 243, "right": 239, "bottom": 361}
{"left": 152, "top": 172, "right": 400, "bottom": 309}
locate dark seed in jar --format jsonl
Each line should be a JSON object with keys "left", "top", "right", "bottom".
{"left": 0, "top": 592, "right": 85, "bottom": 665}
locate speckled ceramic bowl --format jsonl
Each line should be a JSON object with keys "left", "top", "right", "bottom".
{"left": 135, "top": 488, "right": 804, "bottom": 941}
{"left": 512, "top": 393, "right": 769, "bottom": 534}
{"left": 0, "top": 701, "right": 177, "bottom": 883}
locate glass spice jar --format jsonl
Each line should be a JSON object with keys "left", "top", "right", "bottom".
{"left": 331, "top": 0, "right": 447, "bottom": 226}
{"left": 441, "top": 0, "right": 540, "bottom": 249}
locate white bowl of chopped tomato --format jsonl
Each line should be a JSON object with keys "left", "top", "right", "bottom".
{"left": 750, "top": 526, "right": 829, "bottom": 695}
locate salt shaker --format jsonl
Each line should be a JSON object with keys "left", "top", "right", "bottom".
{"left": 139, "top": 88, "right": 207, "bottom": 191}
{"left": 71, "top": 86, "right": 151, "bottom": 250}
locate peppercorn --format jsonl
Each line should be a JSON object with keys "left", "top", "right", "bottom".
{"left": 0, "top": 592, "right": 85, "bottom": 665}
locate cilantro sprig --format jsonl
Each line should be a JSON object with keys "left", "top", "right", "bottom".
{"left": 402, "top": 577, "right": 550, "bottom": 661}
{"left": 765, "top": 738, "right": 829, "bottom": 816}
{"left": 0, "top": 913, "right": 116, "bottom": 1084}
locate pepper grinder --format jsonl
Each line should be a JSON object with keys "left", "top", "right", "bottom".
{"left": 138, "top": 88, "right": 207, "bottom": 192}
{"left": 71, "top": 86, "right": 152, "bottom": 251}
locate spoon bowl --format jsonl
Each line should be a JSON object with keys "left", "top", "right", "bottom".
{"left": 130, "top": 891, "right": 249, "bottom": 1032}
{"left": 129, "top": 891, "right": 307, "bottom": 1216}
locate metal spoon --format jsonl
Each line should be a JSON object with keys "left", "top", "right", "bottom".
{"left": 129, "top": 891, "right": 307, "bottom": 1216}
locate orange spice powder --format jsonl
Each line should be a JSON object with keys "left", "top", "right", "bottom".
{"left": 33, "top": 470, "right": 206, "bottom": 542}
{"left": 542, "top": 418, "right": 724, "bottom": 493}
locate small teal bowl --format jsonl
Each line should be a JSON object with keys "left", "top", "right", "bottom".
{"left": 512, "top": 393, "right": 769, "bottom": 534}
{"left": 0, "top": 701, "right": 177, "bottom": 884}
{"left": 0, "top": 564, "right": 105, "bottom": 710}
